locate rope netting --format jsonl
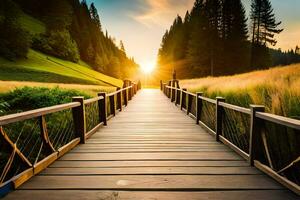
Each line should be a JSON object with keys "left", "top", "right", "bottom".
{"left": 260, "top": 120, "right": 300, "bottom": 185}
{"left": 200, "top": 100, "right": 216, "bottom": 131}
{"left": 222, "top": 108, "right": 251, "bottom": 153}
{"left": 85, "top": 102, "right": 100, "bottom": 133}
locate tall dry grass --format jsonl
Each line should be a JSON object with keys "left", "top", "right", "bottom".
{"left": 180, "top": 64, "right": 300, "bottom": 118}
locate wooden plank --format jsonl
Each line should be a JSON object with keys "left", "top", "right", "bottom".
{"left": 33, "top": 153, "right": 58, "bottom": 175}
{"left": 70, "top": 148, "right": 232, "bottom": 153}
{"left": 41, "top": 166, "right": 261, "bottom": 175}
{"left": 80, "top": 142, "right": 223, "bottom": 147}
{"left": 11, "top": 168, "right": 33, "bottom": 189}
{"left": 255, "top": 160, "right": 300, "bottom": 196}
{"left": 20, "top": 175, "right": 282, "bottom": 190}
{"left": 57, "top": 138, "right": 80, "bottom": 158}
{"left": 86, "top": 141, "right": 220, "bottom": 144}
{"left": 59, "top": 152, "right": 243, "bottom": 161}
{"left": 50, "top": 160, "right": 250, "bottom": 168}
{"left": 4, "top": 190, "right": 298, "bottom": 200}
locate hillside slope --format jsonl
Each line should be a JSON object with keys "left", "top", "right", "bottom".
{"left": 0, "top": 11, "right": 123, "bottom": 88}
{"left": 0, "top": 49, "right": 123, "bottom": 87}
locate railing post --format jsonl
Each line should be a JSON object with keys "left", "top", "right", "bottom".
{"left": 196, "top": 92, "right": 203, "bottom": 124}
{"left": 181, "top": 88, "right": 187, "bottom": 110}
{"left": 215, "top": 97, "right": 225, "bottom": 142}
{"left": 98, "top": 92, "right": 107, "bottom": 126}
{"left": 128, "top": 87, "right": 132, "bottom": 101}
{"left": 110, "top": 95, "right": 116, "bottom": 116}
{"left": 160, "top": 80, "right": 163, "bottom": 91}
{"left": 170, "top": 87, "right": 173, "bottom": 102}
{"left": 174, "top": 89, "right": 178, "bottom": 105}
{"left": 187, "top": 94, "right": 191, "bottom": 115}
{"left": 72, "top": 97, "right": 86, "bottom": 144}
{"left": 117, "top": 87, "right": 122, "bottom": 111}
{"left": 124, "top": 89, "right": 128, "bottom": 106}
{"left": 249, "top": 105, "right": 265, "bottom": 166}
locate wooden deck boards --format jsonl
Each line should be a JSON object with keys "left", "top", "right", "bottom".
{"left": 4, "top": 89, "right": 298, "bottom": 199}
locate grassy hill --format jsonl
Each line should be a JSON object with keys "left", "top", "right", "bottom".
{"left": 0, "top": 49, "right": 123, "bottom": 87}
{"left": 0, "top": 11, "right": 123, "bottom": 88}
{"left": 180, "top": 64, "right": 300, "bottom": 118}
{"left": 19, "top": 12, "right": 46, "bottom": 35}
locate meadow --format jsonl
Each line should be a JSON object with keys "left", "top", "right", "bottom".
{"left": 180, "top": 64, "right": 300, "bottom": 118}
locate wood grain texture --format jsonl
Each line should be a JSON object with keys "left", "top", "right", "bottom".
{"left": 5, "top": 190, "right": 299, "bottom": 200}
{"left": 5, "top": 89, "right": 295, "bottom": 199}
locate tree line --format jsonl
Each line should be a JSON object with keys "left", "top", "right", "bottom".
{"left": 0, "top": 0, "right": 138, "bottom": 79}
{"left": 157, "top": 0, "right": 300, "bottom": 79}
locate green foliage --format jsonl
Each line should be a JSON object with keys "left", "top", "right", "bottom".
{"left": 69, "top": 0, "right": 138, "bottom": 78}
{"left": 0, "top": 87, "right": 91, "bottom": 113}
{"left": 33, "top": 30, "right": 80, "bottom": 62}
{"left": 0, "top": 0, "right": 31, "bottom": 61}
{"left": 0, "top": 102, "right": 10, "bottom": 115}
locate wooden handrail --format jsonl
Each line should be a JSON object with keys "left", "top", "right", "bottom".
{"left": 107, "top": 85, "right": 133, "bottom": 97}
{"left": 219, "top": 101, "right": 251, "bottom": 114}
{"left": 0, "top": 102, "right": 80, "bottom": 126}
{"left": 199, "top": 96, "right": 217, "bottom": 104}
{"left": 256, "top": 112, "right": 300, "bottom": 130}
{"left": 83, "top": 96, "right": 104, "bottom": 105}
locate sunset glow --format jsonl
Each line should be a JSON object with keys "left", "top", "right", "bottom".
{"left": 141, "top": 60, "right": 156, "bottom": 74}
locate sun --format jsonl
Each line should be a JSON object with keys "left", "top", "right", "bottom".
{"left": 141, "top": 61, "right": 156, "bottom": 74}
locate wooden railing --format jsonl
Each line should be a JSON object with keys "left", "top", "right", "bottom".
{"left": 0, "top": 82, "right": 140, "bottom": 197}
{"left": 161, "top": 81, "right": 300, "bottom": 195}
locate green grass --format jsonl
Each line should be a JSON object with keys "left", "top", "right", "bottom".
{"left": 0, "top": 12, "right": 123, "bottom": 88}
{"left": 19, "top": 12, "right": 46, "bottom": 35}
{"left": 0, "top": 49, "right": 123, "bottom": 87}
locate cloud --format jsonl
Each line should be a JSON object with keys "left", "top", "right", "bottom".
{"left": 131, "top": 0, "right": 194, "bottom": 28}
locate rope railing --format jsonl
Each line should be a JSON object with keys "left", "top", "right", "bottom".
{"left": 0, "top": 81, "right": 140, "bottom": 197}
{"left": 161, "top": 80, "right": 300, "bottom": 195}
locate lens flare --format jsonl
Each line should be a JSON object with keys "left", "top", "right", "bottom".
{"left": 141, "top": 61, "right": 156, "bottom": 74}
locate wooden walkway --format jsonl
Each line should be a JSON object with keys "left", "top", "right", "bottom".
{"left": 4, "top": 89, "right": 298, "bottom": 199}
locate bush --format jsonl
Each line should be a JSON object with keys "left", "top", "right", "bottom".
{"left": 0, "top": 87, "right": 91, "bottom": 114}
{"left": 0, "top": 0, "right": 31, "bottom": 60}
{"left": 33, "top": 30, "right": 80, "bottom": 62}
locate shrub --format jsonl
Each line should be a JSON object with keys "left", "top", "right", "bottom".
{"left": 33, "top": 30, "right": 80, "bottom": 62}
{"left": 0, "top": 87, "right": 91, "bottom": 114}
{"left": 0, "top": 0, "right": 31, "bottom": 60}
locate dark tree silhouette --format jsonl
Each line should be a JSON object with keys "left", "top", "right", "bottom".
{"left": 250, "top": 0, "right": 283, "bottom": 69}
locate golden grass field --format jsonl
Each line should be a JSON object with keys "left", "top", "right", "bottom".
{"left": 0, "top": 81, "right": 116, "bottom": 96}
{"left": 180, "top": 64, "right": 300, "bottom": 118}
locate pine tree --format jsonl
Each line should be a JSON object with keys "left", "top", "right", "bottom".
{"left": 90, "top": 3, "right": 101, "bottom": 31}
{"left": 250, "top": 0, "right": 283, "bottom": 69}
{"left": 222, "top": 0, "right": 249, "bottom": 73}
{"left": 187, "top": 0, "right": 211, "bottom": 76}
{"left": 119, "top": 40, "right": 126, "bottom": 53}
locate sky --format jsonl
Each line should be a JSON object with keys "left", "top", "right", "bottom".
{"left": 87, "top": 0, "right": 300, "bottom": 67}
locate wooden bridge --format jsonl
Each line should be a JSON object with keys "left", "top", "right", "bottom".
{"left": 0, "top": 81, "right": 299, "bottom": 199}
